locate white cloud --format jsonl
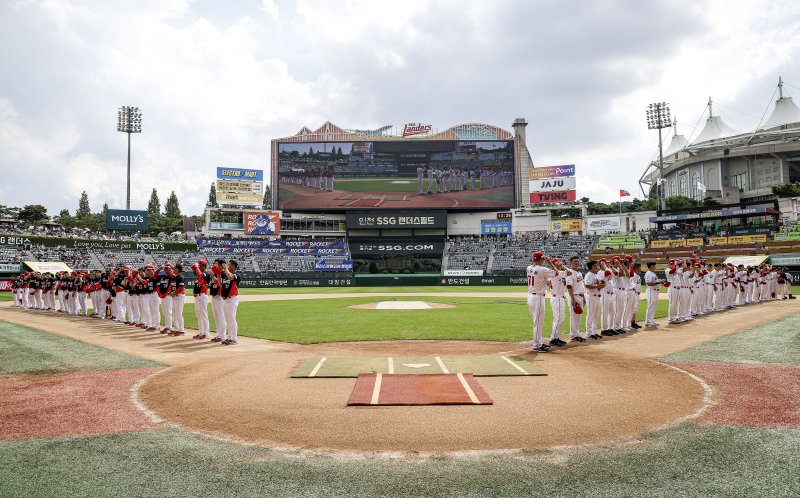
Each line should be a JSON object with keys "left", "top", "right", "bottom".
{"left": 1, "top": 0, "right": 799, "bottom": 216}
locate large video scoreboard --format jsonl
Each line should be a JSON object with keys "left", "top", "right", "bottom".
{"left": 275, "top": 140, "right": 515, "bottom": 211}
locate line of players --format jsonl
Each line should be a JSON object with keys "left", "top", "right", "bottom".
{"left": 417, "top": 166, "right": 513, "bottom": 195}
{"left": 662, "top": 259, "right": 793, "bottom": 324}
{"left": 10, "top": 259, "right": 242, "bottom": 346}
{"left": 526, "top": 252, "right": 794, "bottom": 353}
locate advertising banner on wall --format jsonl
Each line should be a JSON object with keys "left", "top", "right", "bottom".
{"left": 349, "top": 239, "right": 445, "bottom": 256}
{"left": 0, "top": 280, "right": 12, "bottom": 291}
{"left": 24, "top": 261, "right": 73, "bottom": 273}
{"left": 0, "top": 263, "right": 21, "bottom": 273}
{"left": 243, "top": 211, "right": 280, "bottom": 235}
{"left": 549, "top": 219, "right": 583, "bottom": 232}
{"left": 481, "top": 220, "right": 512, "bottom": 234}
{"left": 346, "top": 210, "right": 447, "bottom": 229}
{"left": 216, "top": 168, "right": 264, "bottom": 181}
{"left": 314, "top": 259, "right": 354, "bottom": 271}
{"left": 216, "top": 192, "right": 262, "bottom": 206}
{"left": 529, "top": 177, "right": 577, "bottom": 192}
{"left": 216, "top": 179, "right": 263, "bottom": 194}
{"left": 443, "top": 269, "right": 484, "bottom": 276}
{"left": 530, "top": 190, "right": 577, "bottom": 204}
{"left": 528, "top": 164, "right": 575, "bottom": 179}
{"left": 586, "top": 216, "right": 621, "bottom": 232}
{"left": 106, "top": 209, "right": 149, "bottom": 231}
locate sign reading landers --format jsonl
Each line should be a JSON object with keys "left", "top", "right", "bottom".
{"left": 244, "top": 211, "right": 280, "bottom": 235}
{"left": 106, "top": 209, "right": 148, "bottom": 231}
{"left": 346, "top": 210, "right": 447, "bottom": 229}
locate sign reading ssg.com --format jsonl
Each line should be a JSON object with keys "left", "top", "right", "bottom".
{"left": 106, "top": 209, "right": 148, "bottom": 231}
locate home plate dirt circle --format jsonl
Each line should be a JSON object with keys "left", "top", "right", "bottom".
{"left": 137, "top": 340, "right": 705, "bottom": 454}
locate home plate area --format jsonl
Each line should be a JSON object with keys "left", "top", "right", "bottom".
{"left": 292, "top": 355, "right": 545, "bottom": 378}
{"left": 347, "top": 373, "right": 493, "bottom": 406}
{"left": 293, "top": 355, "right": 546, "bottom": 407}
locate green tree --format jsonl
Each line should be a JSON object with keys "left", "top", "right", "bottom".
{"left": 702, "top": 197, "right": 721, "bottom": 206}
{"left": 665, "top": 196, "right": 698, "bottom": 210}
{"left": 147, "top": 188, "right": 160, "bottom": 216}
{"left": 262, "top": 184, "right": 272, "bottom": 209}
{"left": 102, "top": 203, "right": 109, "bottom": 216}
{"left": 208, "top": 182, "right": 218, "bottom": 207}
{"left": 18, "top": 204, "right": 48, "bottom": 226}
{"left": 77, "top": 191, "right": 91, "bottom": 217}
{"left": 772, "top": 183, "right": 800, "bottom": 198}
{"left": 55, "top": 209, "right": 72, "bottom": 227}
{"left": 164, "top": 191, "right": 181, "bottom": 217}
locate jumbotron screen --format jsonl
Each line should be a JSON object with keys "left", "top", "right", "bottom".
{"left": 276, "top": 140, "right": 514, "bottom": 210}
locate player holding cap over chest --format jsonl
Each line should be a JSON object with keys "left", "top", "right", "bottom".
{"left": 526, "top": 251, "right": 566, "bottom": 353}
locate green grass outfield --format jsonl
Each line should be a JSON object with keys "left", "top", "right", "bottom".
{"left": 178, "top": 297, "right": 669, "bottom": 344}
{"left": 0, "top": 321, "right": 162, "bottom": 374}
{"left": 1, "top": 424, "right": 798, "bottom": 497}
{"left": 236, "top": 285, "right": 800, "bottom": 295}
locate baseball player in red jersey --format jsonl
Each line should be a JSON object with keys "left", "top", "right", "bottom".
{"left": 168, "top": 264, "right": 186, "bottom": 336}
{"left": 192, "top": 260, "right": 212, "bottom": 340}
{"left": 220, "top": 260, "right": 240, "bottom": 345}
{"left": 209, "top": 259, "right": 227, "bottom": 343}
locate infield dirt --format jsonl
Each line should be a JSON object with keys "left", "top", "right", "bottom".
{"left": 1, "top": 298, "right": 797, "bottom": 454}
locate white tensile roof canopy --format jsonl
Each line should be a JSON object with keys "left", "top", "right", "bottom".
{"left": 761, "top": 78, "right": 800, "bottom": 129}
{"left": 691, "top": 98, "right": 739, "bottom": 144}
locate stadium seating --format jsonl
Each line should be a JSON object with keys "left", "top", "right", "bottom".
{"left": 30, "top": 246, "right": 93, "bottom": 270}
{"left": 150, "top": 251, "right": 204, "bottom": 268}
{"left": 0, "top": 247, "right": 27, "bottom": 263}
{"left": 445, "top": 236, "right": 492, "bottom": 271}
{"left": 93, "top": 250, "right": 151, "bottom": 269}
{"left": 444, "top": 233, "right": 595, "bottom": 275}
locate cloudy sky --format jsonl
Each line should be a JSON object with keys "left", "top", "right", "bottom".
{"left": 2, "top": 0, "right": 799, "bottom": 216}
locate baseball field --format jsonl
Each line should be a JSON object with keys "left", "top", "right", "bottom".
{"left": 1, "top": 288, "right": 799, "bottom": 497}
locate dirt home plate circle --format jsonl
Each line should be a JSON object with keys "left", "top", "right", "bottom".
{"left": 137, "top": 338, "right": 705, "bottom": 454}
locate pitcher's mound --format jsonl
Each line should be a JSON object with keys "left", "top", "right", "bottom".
{"left": 349, "top": 301, "right": 456, "bottom": 310}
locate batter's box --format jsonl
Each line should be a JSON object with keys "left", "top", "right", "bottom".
{"left": 342, "top": 198, "right": 385, "bottom": 207}
{"left": 384, "top": 195, "right": 409, "bottom": 201}
{"left": 291, "top": 355, "right": 545, "bottom": 378}
{"left": 334, "top": 194, "right": 354, "bottom": 200}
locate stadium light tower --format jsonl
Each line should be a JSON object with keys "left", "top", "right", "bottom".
{"left": 117, "top": 106, "right": 142, "bottom": 210}
{"left": 646, "top": 102, "right": 671, "bottom": 211}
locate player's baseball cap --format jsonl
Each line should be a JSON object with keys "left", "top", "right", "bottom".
{"left": 599, "top": 258, "right": 607, "bottom": 263}
{"left": 146, "top": 265, "right": 155, "bottom": 270}
{"left": 533, "top": 251, "right": 543, "bottom": 259}
{"left": 197, "top": 259, "right": 208, "bottom": 266}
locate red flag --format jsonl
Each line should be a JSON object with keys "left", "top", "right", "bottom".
{"left": 619, "top": 189, "right": 631, "bottom": 197}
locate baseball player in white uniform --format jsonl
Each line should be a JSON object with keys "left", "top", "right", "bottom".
{"left": 547, "top": 258, "right": 573, "bottom": 348}
{"left": 627, "top": 261, "right": 642, "bottom": 330}
{"left": 527, "top": 251, "right": 557, "bottom": 353}
{"left": 583, "top": 260, "right": 603, "bottom": 340}
{"left": 565, "top": 256, "right": 586, "bottom": 342}
{"left": 644, "top": 262, "right": 661, "bottom": 328}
